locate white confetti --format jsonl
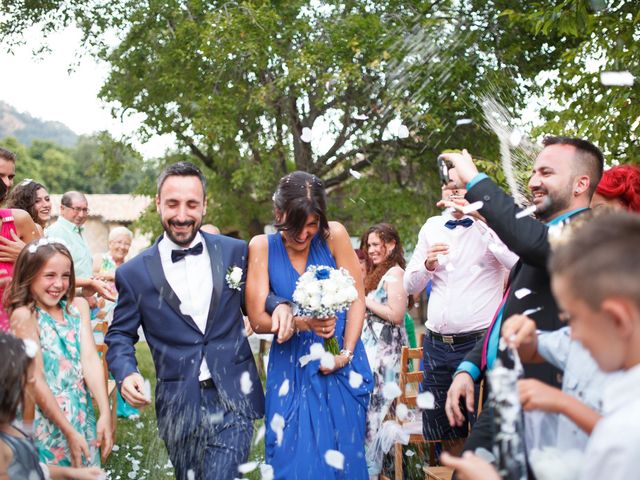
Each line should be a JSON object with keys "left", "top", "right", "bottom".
{"left": 514, "top": 288, "right": 532, "bottom": 299}
{"left": 509, "top": 129, "right": 523, "bottom": 147}
{"left": 143, "top": 379, "right": 152, "bottom": 401}
{"left": 270, "top": 413, "right": 285, "bottom": 446}
{"left": 396, "top": 403, "right": 409, "bottom": 421}
{"left": 397, "top": 125, "right": 410, "bottom": 138}
{"left": 299, "top": 354, "right": 312, "bottom": 367}
{"left": 187, "top": 470, "right": 195, "bottom": 480}
{"left": 515, "top": 204, "right": 537, "bottom": 219}
{"left": 278, "top": 379, "right": 290, "bottom": 396}
{"left": 135, "top": 421, "right": 144, "bottom": 429}
{"left": 353, "top": 113, "right": 369, "bottom": 121}
{"left": 456, "top": 118, "right": 473, "bottom": 126}
{"left": 324, "top": 449, "right": 345, "bottom": 470}
{"left": 600, "top": 71, "right": 635, "bottom": 87}
{"left": 112, "top": 444, "right": 120, "bottom": 452}
{"left": 320, "top": 352, "right": 336, "bottom": 370}
{"left": 405, "top": 449, "right": 415, "bottom": 457}
{"left": 445, "top": 263, "right": 455, "bottom": 272}
{"left": 462, "top": 201, "right": 483, "bottom": 214}
{"left": 309, "top": 343, "right": 325, "bottom": 359}
{"left": 238, "top": 461, "right": 259, "bottom": 474}
{"left": 499, "top": 337, "right": 508, "bottom": 352}
{"left": 474, "top": 447, "right": 496, "bottom": 463}
{"left": 382, "top": 382, "right": 402, "bottom": 401}
{"left": 349, "top": 169, "right": 362, "bottom": 179}
{"left": 523, "top": 307, "right": 543, "bottom": 317}
{"left": 22, "top": 339, "right": 38, "bottom": 358}
{"left": 349, "top": 371, "right": 363, "bottom": 389}
{"left": 300, "top": 127, "right": 313, "bottom": 143}
{"left": 254, "top": 424, "right": 266, "bottom": 446}
{"left": 416, "top": 391, "right": 435, "bottom": 409}
{"left": 240, "top": 371, "right": 253, "bottom": 395}
{"left": 260, "top": 464, "right": 275, "bottom": 480}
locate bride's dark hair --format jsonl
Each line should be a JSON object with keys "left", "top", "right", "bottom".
{"left": 272, "top": 171, "right": 330, "bottom": 239}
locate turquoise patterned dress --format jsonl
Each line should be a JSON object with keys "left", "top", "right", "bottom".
{"left": 33, "top": 301, "right": 99, "bottom": 466}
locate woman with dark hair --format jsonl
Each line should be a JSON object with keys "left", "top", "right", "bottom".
{"left": 246, "top": 171, "right": 372, "bottom": 479}
{"left": 359, "top": 223, "right": 408, "bottom": 477}
{"left": 591, "top": 164, "right": 640, "bottom": 212}
{"left": 5, "top": 179, "right": 52, "bottom": 232}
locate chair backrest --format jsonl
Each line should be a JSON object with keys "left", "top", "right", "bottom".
{"left": 397, "top": 346, "right": 424, "bottom": 409}
{"left": 93, "top": 321, "right": 109, "bottom": 385}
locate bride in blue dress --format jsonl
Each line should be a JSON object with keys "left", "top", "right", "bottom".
{"left": 246, "top": 171, "right": 373, "bottom": 479}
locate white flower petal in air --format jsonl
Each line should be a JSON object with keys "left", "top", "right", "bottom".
{"left": 22, "top": 339, "right": 38, "bottom": 358}
{"left": 523, "top": 307, "right": 543, "bottom": 317}
{"left": 254, "top": 424, "right": 266, "bottom": 446}
{"left": 349, "top": 169, "right": 362, "bottom": 179}
{"left": 349, "top": 371, "right": 363, "bottom": 389}
{"left": 515, "top": 205, "right": 537, "bottom": 219}
{"left": 456, "top": 118, "right": 473, "bottom": 126}
{"left": 382, "top": 382, "right": 402, "bottom": 401}
{"left": 240, "top": 371, "right": 253, "bottom": 395}
{"left": 324, "top": 449, "right": 345, "bottom": 470}
{"left": 309, "top": 343, "right": 325, "bottom": 359}
{"left": 396, "top": 403, "right": 409, "bottom": 421}
{"left": 187, "top": 470, "right": 195, "bottom": 480}
{"left": 405, "top": 449, "right": 415, "bottom": 457}
{"left": 301, "top": 127, "right": 313, "bottom": 143}
{"left": 514, "top": 288, "right": 532, "bottom": 300}
{"left": 299, "top": 354, "right": 312, "bottom": 367}
{"left": 353, "top": 113, "right": 369, "bottom": 121}
{"left": 278, "top": 379, "right": 290, "bottom": 397}
{"left": 270, "top": 413, "right": 285, "bottom": 446}
{"left": 260, "top": 463, "right": 275, "bottom": 480}
{"left": 474, "top": 447, "right": 496, "bottom": 463}
{"left": 445, "top": 263, "right": 455, "bottom": 272}
{"left": 498, "top": 337, "right": 508, "bottom": 352}
{"left": 416, "top": 392, "right": 435, "bottom": 409}
{"left": 600, "top": 71, "right": 635, "bottom": 87}
{"left": 462, "top": 201, "right": 483, "bottom": 214}
{"left": 397, "top": 125, "right": 410, "bottom": 139}
{"left": 509, "top": 129, "right": 523, "bottom": 147}
{"left": 320, "top": 352, "right": 336, "bottom": 370}
{"left": 238, "top": 461, "right": 259, "bottom": 474}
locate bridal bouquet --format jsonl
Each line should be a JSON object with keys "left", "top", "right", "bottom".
{"left": 292, "top": 265, "right": 358, "bottom": 354}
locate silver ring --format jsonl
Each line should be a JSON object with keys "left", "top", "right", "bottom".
{"left": 322, "top": 326, "right": 326, "bottom": 334}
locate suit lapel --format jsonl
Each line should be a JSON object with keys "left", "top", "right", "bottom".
{"left": 204, "top": 233, "right": 224, "bottom": 334}
{"left": 143, "top": 238, "right": 203, "bottom": 335}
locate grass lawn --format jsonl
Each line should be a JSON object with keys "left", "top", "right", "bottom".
{"left": 104, "top": 343, "right": 424, "bottom": 479}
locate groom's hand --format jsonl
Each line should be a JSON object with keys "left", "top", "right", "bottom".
{"left": 121, "top": 373, "right": 152, "bottom": 408}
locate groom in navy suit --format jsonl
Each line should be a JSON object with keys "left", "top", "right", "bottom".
{"left": 105, "top": 162, "right": 264, "bottom": 479}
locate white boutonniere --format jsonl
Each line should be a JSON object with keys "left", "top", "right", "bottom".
{"left": 225, "top": 266, "right": 244, "bottom": 291}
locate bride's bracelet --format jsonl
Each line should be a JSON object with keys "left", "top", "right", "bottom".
{"left": 339, "top": 349, "right": 353, "bottom": 363}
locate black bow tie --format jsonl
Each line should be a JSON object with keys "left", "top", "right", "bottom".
{"left": 171, "top": 242, "right": 203, "bottom": 263}
{"left": 444, "top": 218, "right": 474, "bottom": 229}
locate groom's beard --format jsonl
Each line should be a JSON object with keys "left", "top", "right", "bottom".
{"left": 162, "top": 218, "right": 202, "bottom": 247}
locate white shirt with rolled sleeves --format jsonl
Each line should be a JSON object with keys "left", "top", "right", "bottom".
{"left": 403, "top": 211, "right": 518, "bottom": 334}
{"left": 158, "top": 232, "right": 213, "bottom": 382}
{"left": 580, "top": 363, "right": 640, "bottom": 478}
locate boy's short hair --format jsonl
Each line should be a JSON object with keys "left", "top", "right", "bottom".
{"left": 549, "top": 211, "right": 640, "bottom": 310}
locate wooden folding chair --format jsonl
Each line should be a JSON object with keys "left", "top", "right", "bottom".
{"left": 93, "top": 321, "right": 117, "bottom": 446}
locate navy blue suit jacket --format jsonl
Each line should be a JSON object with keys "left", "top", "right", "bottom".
{"left": 105, "top": 232, "right": 264, "bottom": 441}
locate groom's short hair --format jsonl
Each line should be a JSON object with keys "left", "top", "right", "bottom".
{"left": 157, "top": 162, "right": 207, "bottom": 197}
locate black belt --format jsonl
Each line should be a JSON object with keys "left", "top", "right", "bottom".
{"left": 427, "top": 329, "right": 486, "bottom": 345}
{"left": 199, "top": 378, "right": 215, "bottom": 389}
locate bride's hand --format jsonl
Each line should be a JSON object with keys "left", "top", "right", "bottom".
{"left": 272, "top": 303, "right": 295, "bottom": 344}
{"left": 306, "top": 316, "right": 336, "bottom": 339}
{"left": 319, "top": 353, "right": 350, "bottom": 375}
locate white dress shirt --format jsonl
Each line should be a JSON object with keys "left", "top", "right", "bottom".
{"left": 404, "top": 211, "right": 518, "bottom": 334}
{"left": 158, "top": 232, "right": 213, "bottom": 381}
{"left": 580, "top": 363, "right": 640, "bottom": 478}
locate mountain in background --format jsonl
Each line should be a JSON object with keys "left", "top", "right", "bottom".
{"left": 0, "top": 101, "right": 78, "bottom": 147}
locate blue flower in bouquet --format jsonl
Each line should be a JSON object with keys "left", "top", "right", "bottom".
{"left": 315, "top": 267, "right": 331, "bottom": 280}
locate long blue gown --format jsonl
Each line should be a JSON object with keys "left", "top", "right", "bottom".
{"left": 265, "top": 233, "right": 373, "bottom": 479}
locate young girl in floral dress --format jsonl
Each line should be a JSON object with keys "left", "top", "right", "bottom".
{"left": 7, "top": 238, "right": 113, "bottom": 467}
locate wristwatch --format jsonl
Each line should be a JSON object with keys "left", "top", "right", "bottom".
{"left": 339, "top": 349, "right": 354, "bottom": 363}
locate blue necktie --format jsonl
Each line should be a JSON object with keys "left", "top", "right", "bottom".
{"left": 171, "top": 242, "right": 204, "bottom": 263}
{"left": 444, "top": 218, "right": 473, "bottom": 229}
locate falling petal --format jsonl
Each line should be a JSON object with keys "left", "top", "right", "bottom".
{"left": 397, "top": 125, "right": 410, "bottom": 138}
{"left": 600, "top": 71, "right": 634, "bottom": 87}
{"left": 475, "top": 447, "right": 496, "bottom": 463}
{"left": 405, "top": 449, "right": 415, "bottom": 457}
{"left": 240, "top": 371, "right": 253, "bottom": 394}
{"left": 416, "top": 391, "right": 435, "bottom": 409}
{"left": 301, "top": 127, "right": 313, "bottom": 143}
{"left": 270, "top": 413, "right": 285, "bottom": 446}
{"left": 238, "top": 461, "right": 259, "bottom": 474}
{"left": 187, "top": 470, "right": 195, "bottom": 480}
{"left": 499, "top": 337, "right": 508, "bottom": 352}
{"left": 320, "top": 352, "right": 336, "bottom": 369}
{"left": 396, "top": 403, "right": 409, "bottom": 421}
{"left": 445, "top": 263, "right": 455, "bottom": 272}
{"left": 353, "top": 113, "right": 369, "bottom": 121}
{"left": 349, "top": 371, "right": 364, "bottom": 388}
{"left": 299, "top": 354, "right": 312, "bottom": 367}
{"left": 254, "top": 424, "right": 266, "bottom": 446}
{"left": 514, "top": 288, "right": 532, "bottom": 299}
{"left": 349, "top": 169, "right": 362, "bottom": 179}
{"left": 515, "top": 205, "right": 537, "bottom": 219}
{"left": 509, "top": 129, "right": 523, "bottom": 147}
{"left": 456, "top": 118, "right": 473, "bottom": 126}
{"left": 278, "top": 379, "right": 290, "bottom": 396}
{"left": 462, "top": 201, "right": 483, "bottom": 214}
{"left": 309, "top": 343, "right": 325, "bottom": 359}
{"left": 324, "top": 449, "right": 345, "bottom": 470}
{"left": 112, "top": 445, "right": 120, "bottom": 452}
{"left": 523, "top": 307, "right": 543, "bottom": 316}
{"left": 382, "top": 382, "right": 402, "bottom": 401}
{"left": 260, "top": 464, "right": 275, "bottom": 480}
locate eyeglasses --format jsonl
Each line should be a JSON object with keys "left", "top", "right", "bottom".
{"left": 65, "top": 206, "right": 89, "bottom": 214}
